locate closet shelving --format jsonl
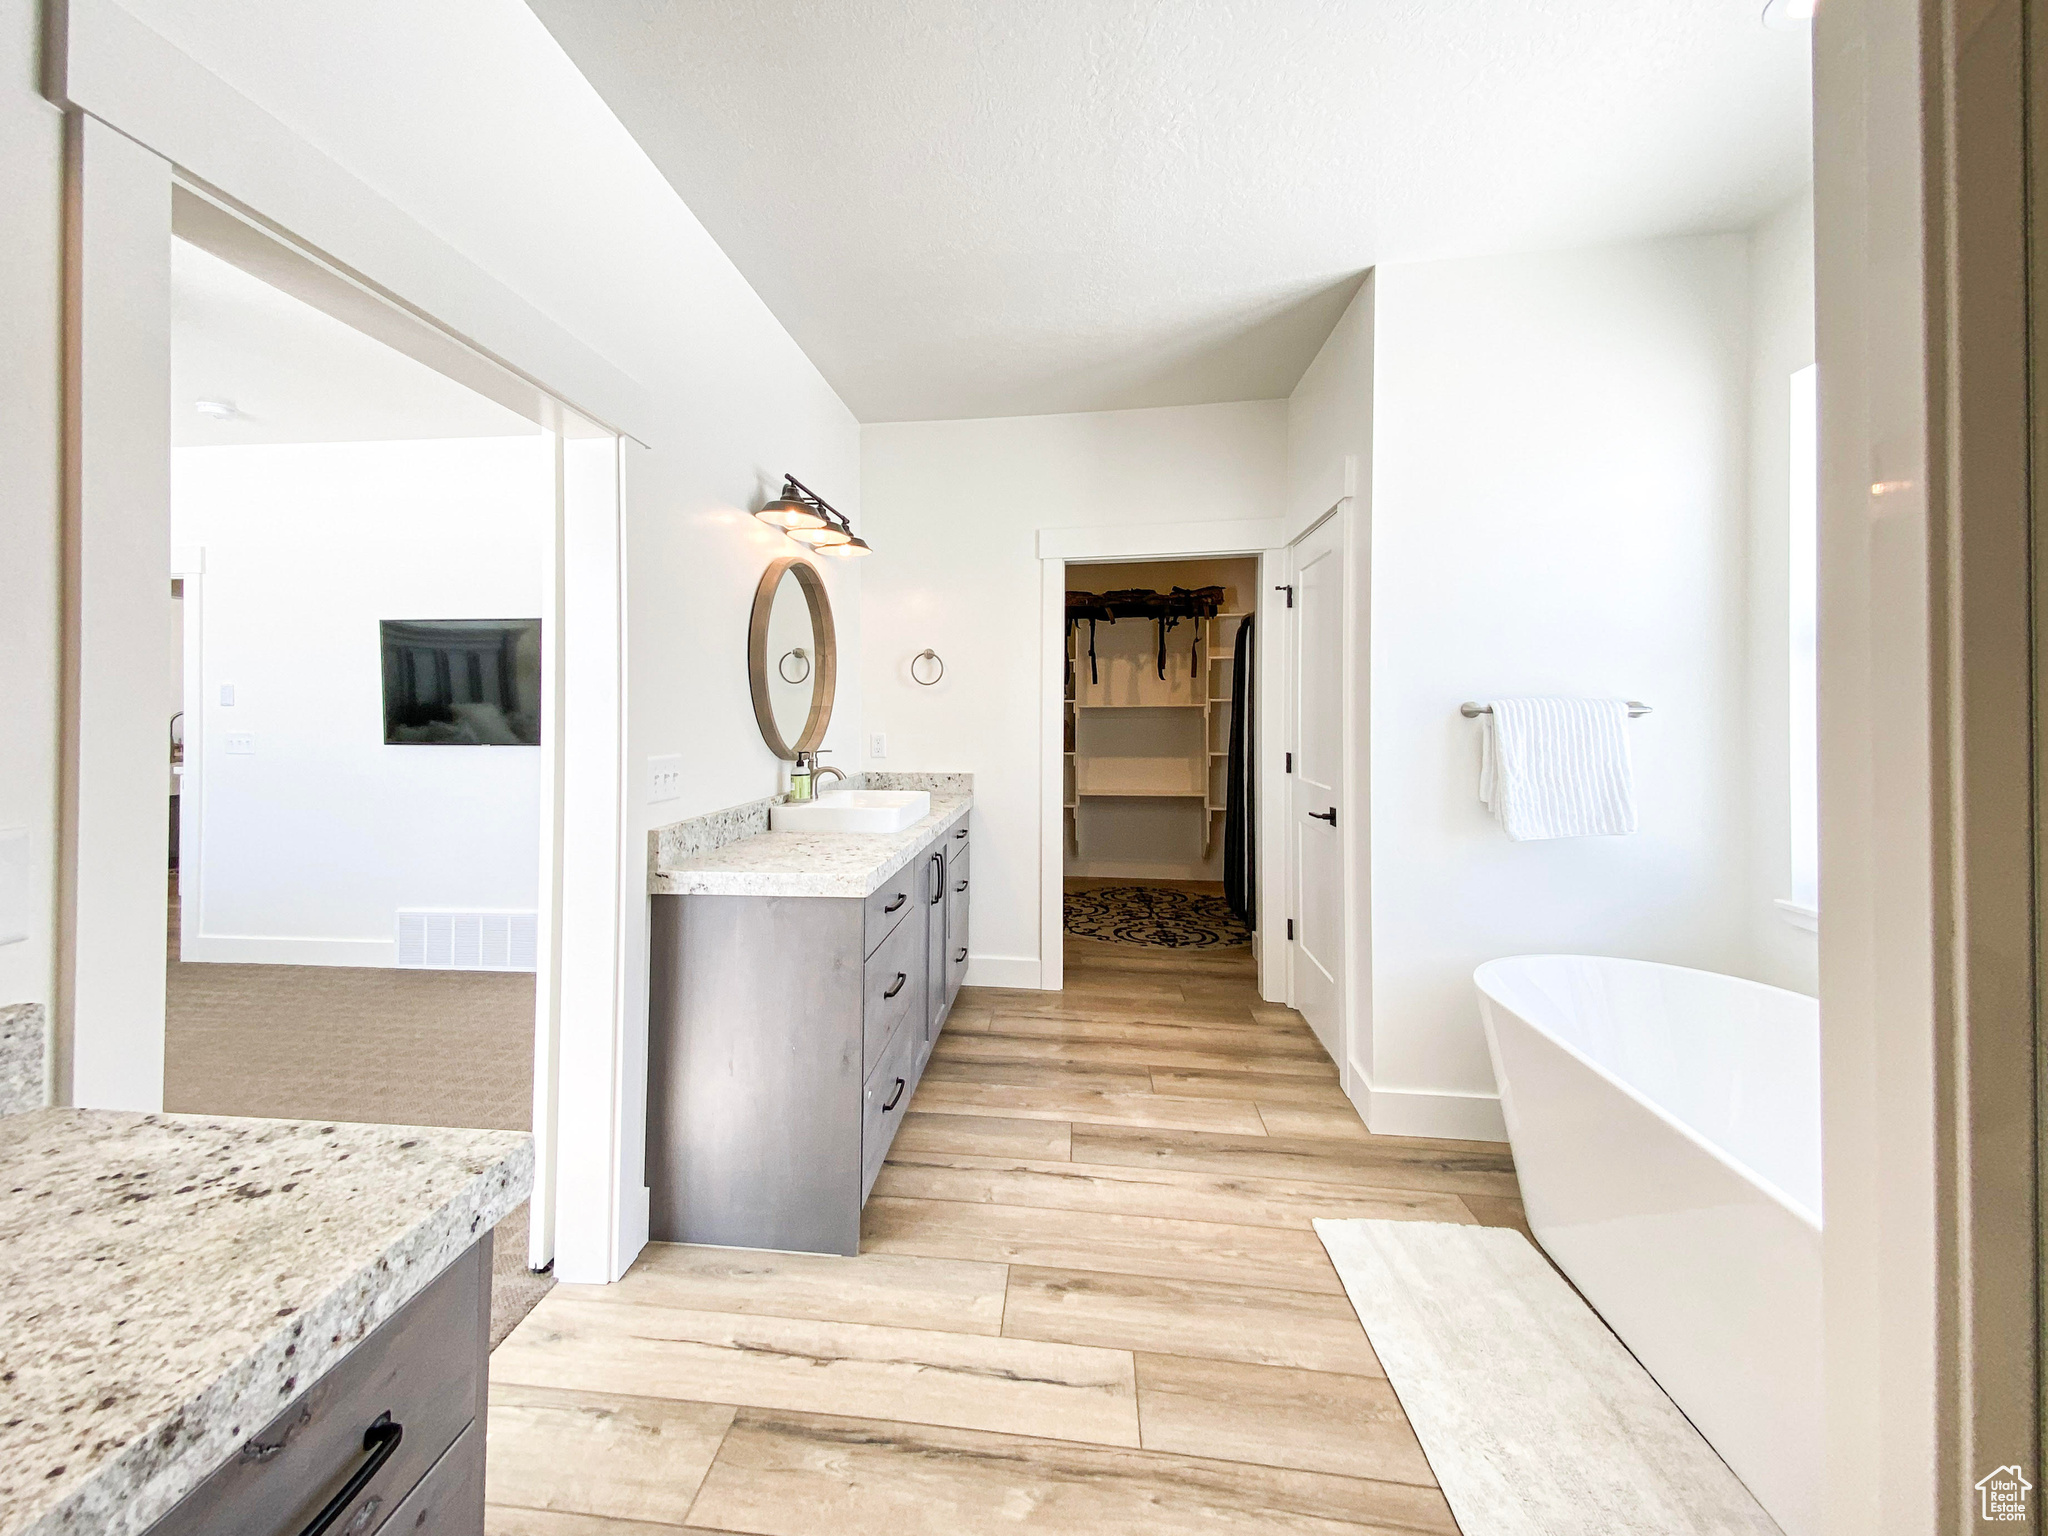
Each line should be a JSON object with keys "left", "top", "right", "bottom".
{"left": 1064, "top": 607, "right": 1247, "bottom": 858}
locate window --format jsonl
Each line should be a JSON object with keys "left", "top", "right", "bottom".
{"left": 1787, "top": 364, "right": 1819, "bottom": 917}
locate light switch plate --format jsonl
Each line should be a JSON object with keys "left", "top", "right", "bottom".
{"left": 219, "top": 683, "right": 236, "bottom": 707}
{"left": 869, "top": 733, "right": 886, "bottom": 759}
{"left": 648, "top": 754, "right": 684, "bottom": 804}
{"left": 225, "top": 734, "right": 255, "bottom": 755}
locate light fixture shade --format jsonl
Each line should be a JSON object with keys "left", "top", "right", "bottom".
{"left": 789, "top": 522, "right": 852, "bottom": 547}
{"left": 817, "top": 536, "right": 872, "bottom": 558}
{"left": 756, "top": 495, "right": 827, "bottom": 531}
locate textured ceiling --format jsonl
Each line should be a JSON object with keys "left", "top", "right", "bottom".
{"left": 525, "top": 0, "right": 1812, "bottom": 422}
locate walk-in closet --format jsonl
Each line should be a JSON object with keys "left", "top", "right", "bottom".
{"left": 1062, "top": 560, "right": 1258, "bottom": 947}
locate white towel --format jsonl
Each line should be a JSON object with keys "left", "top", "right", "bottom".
{"left": 1478, "top": 697, "right": 1638, "bottom": 841}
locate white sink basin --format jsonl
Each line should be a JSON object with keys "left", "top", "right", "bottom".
{"left": 770, "top": 789, "right": 931, "bottom": 834}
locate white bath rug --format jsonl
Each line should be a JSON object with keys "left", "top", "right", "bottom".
{"left": 1314, "top": 1219, "right": 1781, "bottom": 1536}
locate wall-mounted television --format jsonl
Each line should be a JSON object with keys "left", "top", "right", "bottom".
{"left": 380, "top": 619, "right": 541, "bottom": 745}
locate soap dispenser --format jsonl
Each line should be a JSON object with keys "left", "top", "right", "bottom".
{"left": 790, "top": 751, "right": 814, "bottom": 802}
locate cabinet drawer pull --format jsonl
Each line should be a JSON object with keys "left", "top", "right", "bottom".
{"left": 297, "top": 1414, "right": 402, "bottom": 1536}
{"left": 954, "top": 948, "right": 967, "bottom": 963}
{"left": 954, "top": 879, "right": 967, "bottom": 892}
{"left": 883, "top": 893, "right": 907, "bottom": 913}
{"left": 929, "top": 852, "right": 945, "bottom": 902}
{"left": 883, "top": 1077, "right": 906, "bottom": 1111}
{"left": 955, "top": 828, "right": 967, "bottom": 838}
{"left": 883, "top": 972, "right": 907, "bottom": 999}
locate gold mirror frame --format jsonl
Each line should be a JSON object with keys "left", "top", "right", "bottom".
{"left": 748, "top": 557, "right": 837, "bottom": 760}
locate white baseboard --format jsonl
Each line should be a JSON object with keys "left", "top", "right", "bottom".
{"left": 1347, "top": 1061, "right": 1509, "bottom": 1143}
{"left": 963, "top": 952, "right": 1041, "bottom": 989}
{"left": 177, "top": 934, "right": 398, "bottom": 967}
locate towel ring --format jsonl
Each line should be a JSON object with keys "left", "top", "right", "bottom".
{"left": 779, "top": 647, "right": 811, "bottom": 684}
{"left": 911, "top": 649, "right": 945, "bottom": 686}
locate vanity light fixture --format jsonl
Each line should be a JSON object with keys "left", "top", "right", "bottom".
{"left": 1760, "top": 0, "right": 1815, "bottom": 27}
{"left": 754, "top": 473, "right": 871, "bottom": 555}
{"left": 756, "top": 481, "right": 828, "bottom": 531}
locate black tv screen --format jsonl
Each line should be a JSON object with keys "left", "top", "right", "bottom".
{"left": 381, "top": 619, "right": 541, "bottom": 745}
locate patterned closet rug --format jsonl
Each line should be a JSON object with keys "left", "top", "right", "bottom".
{"left": 1063, "top": 885, "right": 1250, "bottom": 949}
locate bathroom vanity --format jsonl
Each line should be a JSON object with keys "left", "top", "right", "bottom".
{"left": 647, "top": 784, "right": 971, "bottom": 1256}
{"left": 0, "top": 1110, "right": 531, "bottom": 1536}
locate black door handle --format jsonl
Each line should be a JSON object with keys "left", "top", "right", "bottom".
{"left": 955, "top": 947, "right": 967, "bottom": 962}
{"left": 929, "top": 853, "right": 945, "bottom": 903}
{"left": 297, "top": 1414, "right": 402, "bottom": 1536}
{"left": 883, "top": 893, "right": 906, "bottom": 913}
{"left": 883, "top": 972, "right": 907, "bottom": 999}
{"left": 1310, "top": 807, "right": 1337, "bottom": 826}
{"left": 883, "top": 1077, "right": 906, "bottom": 1111}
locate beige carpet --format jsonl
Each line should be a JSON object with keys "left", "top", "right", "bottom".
{"left": 166, "top": 878, "right": 553, "bottom": 1345}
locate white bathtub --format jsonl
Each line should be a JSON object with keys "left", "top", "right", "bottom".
{"left": 1476, "top": 954, "right": 1820, "bottom": 1536}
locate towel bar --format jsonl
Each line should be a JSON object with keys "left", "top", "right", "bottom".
{"left": 1461, "top": 701, "right": 1652, "bottom": 719}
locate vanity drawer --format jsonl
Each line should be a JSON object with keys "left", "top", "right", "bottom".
{"left": 376, "top": 1419, "right": 483, "bottom": 1535}
{"left": 146, "top": 1240, "right": 485, "bottom": 1536}
{"left": 861, "top": 1019, "right": 916, "bottom": 1201}
{"left": 861, "top": 900, "right": 924, "bottom": 1071}
{"left": 945, "top": 823, "right": 970, "bottom": 865}
{"left": 863, "top": 868, "right": 918, "bottom": 957}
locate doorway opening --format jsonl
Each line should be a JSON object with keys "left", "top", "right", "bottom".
{"left": 1061, "top": 558, "right": 1261, "bottom": 977}
{"left": 158, "top": 199, "right": 588, "bottom": 1344}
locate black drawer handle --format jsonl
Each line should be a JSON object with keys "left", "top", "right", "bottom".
{"left": 883, "top": 1077, "right": 906, "bottom": 1111}
{"left": 954, "top": 947, "right": 967, "bottom": 962}
{"left": 955, "top": 828, "right": 967, "bottom": 839}
{"left": 954, "top": 879, "right": 968, "bottom": 892}
{"left": 883, "top": 893, "right": 907, "bottom": 913}
{"left": 298, "top": 1414, "right": 402, "bottom": 1536}
{"left": 883, "top": 972, "right": 907, "bottom": 999}
{"left": 1310, "top": 807, "right": 1337, "bottom": 825}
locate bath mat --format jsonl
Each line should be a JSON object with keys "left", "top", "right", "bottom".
{"left": 1062, "top": 885, "right": 1249, "bottom": 949}
{"left": 1314, "top": 1220, "right": 1781, "bottom": 1536}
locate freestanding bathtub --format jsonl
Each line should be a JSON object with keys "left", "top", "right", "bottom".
{"left": 1475, "top": 955, "right": 1820, "bottom": 1536}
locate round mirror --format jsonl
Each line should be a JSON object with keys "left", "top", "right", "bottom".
{"left": 748, "top": 557, "right": 837, "bottom": 759}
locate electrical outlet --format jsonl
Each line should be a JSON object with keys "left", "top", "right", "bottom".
{"left": 869, "top": 732, "right": 886, "bottom": 759}
{"left": 648, "top": 754, "right": 684, "bottom": 804}
{"left": 224, "top": 734, "right": 255, "bottom": 755}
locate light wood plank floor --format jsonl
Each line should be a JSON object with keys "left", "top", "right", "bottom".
{"left": 486, "top": 934, "right": 1525, "bottom": 1535}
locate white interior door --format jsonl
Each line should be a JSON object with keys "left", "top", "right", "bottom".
{"left": 1289, "top": 517, "right": 1344, "bottom": 1059}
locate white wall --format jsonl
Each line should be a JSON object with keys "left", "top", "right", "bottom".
{"left": 861, "top": 402, "right": 1287, "bottom": 985}
{"left": 173, "top": 437, "right": 551, "bottom": 965}
{"left": 1365, "top": 237, "right": 1752, "bottom": 1129}
{"left": 1743, "top": 190, "right": 1819, "bottom": 995}
{"left": 0, "top": 0, "right": 62, "bottom": 1060}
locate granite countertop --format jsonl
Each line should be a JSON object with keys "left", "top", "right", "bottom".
{"left": 651, "top": 791, "right": 972, "bottom": 898}
{"left": 0, "top": 1110, "right": 532, "bottom": 1536}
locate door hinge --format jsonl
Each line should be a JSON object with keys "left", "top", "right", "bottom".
{"left": 1274, "top": 584, "right": 1294, "bottom": 608}
{"left": 1285, "top": 752, "right": 1293, "bottom": 773}
{"left": 1286, "top": 918, "right": 1295, "bottom": 940}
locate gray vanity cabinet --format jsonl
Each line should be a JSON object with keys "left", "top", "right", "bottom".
{"left": 647, "top": 815, "right": 969, "bottom": 1256}
{"left": 142, "top": 1239, "right": 490, "bottom": 1536}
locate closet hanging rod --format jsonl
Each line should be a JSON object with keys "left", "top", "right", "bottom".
{"left": 1460, "top": 701, "right": 1652, "bottom": 719}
